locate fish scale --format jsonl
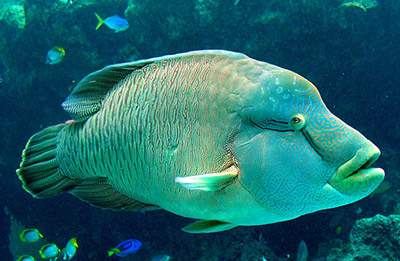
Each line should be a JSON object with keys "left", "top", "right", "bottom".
{"left": 58, "top": 54, "right": 239, "bottom": 208}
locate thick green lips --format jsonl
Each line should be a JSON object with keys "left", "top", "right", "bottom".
{"left": 328, "top": 145, "right": 385, "bottom": 195}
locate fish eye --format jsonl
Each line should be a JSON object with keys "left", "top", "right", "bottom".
{"left": 290, "top": 114, "right": 305, "bottom": 130}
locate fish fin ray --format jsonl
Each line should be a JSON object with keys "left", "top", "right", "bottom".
{"left": 95, "top": 13, "right": 104, "bottom": 30}
{"left": 182, "top": 220, "right": 237, "bottom": 233}
{"left": 175, "top": 165, "right": 238, "bottom": 191}
{"left": 62, "top": 60, "right": 153, "bottom": 121}
{"left": 16, "top": 123, "right": 77, "bottom": 198}
{"left": 16, "top": 124, "right": 157, "bottom": 211}
{"left": 70, "top": 178, "right": 159, "bottom": 211}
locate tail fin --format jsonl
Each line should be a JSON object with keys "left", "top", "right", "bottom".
{"left": 16, "top": 123, "right": 158, "bottom": 211}
{"left": 16, "top": 124, "right": 76, "bottom": 198}
{"left": 95, "top": 13, "right": 104, "bottom": 30}
{"left": 107, "top": 248, "right": 120, "bottom": 257}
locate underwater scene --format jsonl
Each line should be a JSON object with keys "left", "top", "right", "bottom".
{"left": 0, "top": 0, "right": 399, "bottom": 260}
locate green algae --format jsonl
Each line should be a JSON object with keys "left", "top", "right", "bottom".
{"left": 0, "top": 0, "right": 26, "bottom": 29}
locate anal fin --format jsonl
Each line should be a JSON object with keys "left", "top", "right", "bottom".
{"left": 182, "top": 220, "right": 237, "bottom": 233}
{"left": 175, "top": 165, "right": 239, "bottom": 191}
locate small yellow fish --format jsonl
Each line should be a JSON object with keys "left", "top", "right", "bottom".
{"left": 46, "top": 47, "right": 66, "bottom": 65}
{"left": 17, "top": 255, "right": 36, "bottom": 261}
{"left": 39, "top": 243, "right": 60, "bottom": 259}
{"left": 19, "top": 228, "right": 44, "bottom": 243}
{"left": 60, "top": 237, "right": 79, "bottom": 260}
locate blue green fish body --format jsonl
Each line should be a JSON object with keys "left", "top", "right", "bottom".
{"left": 16, "top": 50, "right": 384, "bottom": 234}
{"left": 46, "top": 47, "right": 65, "bottom": 65}
{"left": 17, "top": 255, "right": 35, "bottom": 261}
{"left": 95, "top": 13, "right": 129, "bottom": 32}
{"left": 39, "top": 243, "right": 60, "bottom": 259}
{"left": 60, "top": 238, "right": 78, "bottom": 260}
{"left": 19, "top": 228, "right": 43, "bottom": 243}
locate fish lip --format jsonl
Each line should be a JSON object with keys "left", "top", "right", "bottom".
{"left": 327, "top": 145, "right": 381, "bottom": 183}
{"left": 327, "top": 145, "right": 384, "bottom": 195}
{"left": 336, "top": 145, "right": 381, "bottom": 179}
{"left": 357, "top": 149, "right": 380, "bottom": 170}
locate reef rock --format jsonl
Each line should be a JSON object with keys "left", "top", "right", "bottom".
{"left": 350, "top": 214, "right": 400, "bottom": 260}
{"left": 326, "top": 214, "right": 400, "bottom": 260}
{"left": 194, "top": 0, "right": 219, "bottom": 25}
{"left": 0, "top": 0, "right": 26, "bottom": 29}
{"left": 340, "top": 0, "right": 379, "bottom": 11}
{"left": 49, "top": 0, "right": 99, "bottom": 14}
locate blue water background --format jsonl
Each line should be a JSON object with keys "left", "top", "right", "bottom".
{"left": 0, "top": 0, "right": 399, "bottom": 260}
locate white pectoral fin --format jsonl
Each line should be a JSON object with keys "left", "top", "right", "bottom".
{"left": 182, "top": 220, "right": 238, "bottom": 233}
{"left": 175, "top": 165, "right": 239, "bottom": 191}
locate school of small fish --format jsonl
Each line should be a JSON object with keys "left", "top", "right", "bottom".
{"left": 16, "top": 228, "right": 78, "bottom": 261}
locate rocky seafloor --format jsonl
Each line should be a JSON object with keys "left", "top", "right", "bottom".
{"left": 0, "top": 0, "right": 399, "bottom": 260}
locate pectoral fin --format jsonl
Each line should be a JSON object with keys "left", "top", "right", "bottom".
{"left": 175, "top": 165, "right": 239, "bottom": 191}
{"left": 182, "top": 220, "right": 237, "bottom": 233}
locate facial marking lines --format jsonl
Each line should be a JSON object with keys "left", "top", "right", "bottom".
{"left": 250, "top": 118, "right": 293, "bottom": 132}
{"left": 302, "top": 129, "right": 323, "bottom": 158}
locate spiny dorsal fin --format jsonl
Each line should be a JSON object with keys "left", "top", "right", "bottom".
{"left": 62, "top": 61, "right": 152, "bottom": 121}
{"left": 62, "top": 50, "right": 248, "bottom": 121}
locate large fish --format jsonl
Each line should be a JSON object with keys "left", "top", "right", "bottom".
{"left": 17, "top": 50, "right": 384, "bottom": 233}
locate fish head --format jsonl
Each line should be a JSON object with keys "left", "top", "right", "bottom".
{"left": 234, "top": 67, "right": 384, "bottom": 220}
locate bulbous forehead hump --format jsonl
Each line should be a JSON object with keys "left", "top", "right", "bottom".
{"left": 265, "top": 69, "right": 321, "bottom": 98}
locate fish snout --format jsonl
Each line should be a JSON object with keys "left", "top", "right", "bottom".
{"left": 328, "top": 143, "right": 385, "bottom": 195}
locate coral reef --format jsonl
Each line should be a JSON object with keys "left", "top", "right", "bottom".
{"left": 350, "top": 214, "right": 400, "bottom": 259}
{"left": 195, "top": 0, "right": 219, "bottom": 26}
{"left": 194, "top": 229, "right": 286, "bottom": 260}
{"left": 0, "top": 0, "right": 26, "bottom": 29}
{"left": 325, "top": 214, "right": 400, "bottom": 260}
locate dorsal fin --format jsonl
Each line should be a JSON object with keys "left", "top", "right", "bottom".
{"left": 62, "top": 61, "right": 152, "bottom": 121}
{"left": 62, "top": 50, "right": 247, "bottom": 121}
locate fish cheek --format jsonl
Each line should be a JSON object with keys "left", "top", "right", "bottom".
{"left": 234, "top": 129, "right": 329, "bottom": 216}
{"left": 233, "top": 131, "right": 278, "bottom": 204}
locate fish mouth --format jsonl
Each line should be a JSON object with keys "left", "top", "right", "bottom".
{"left": 328, "top": 145, "right": 385, "bottom": 195}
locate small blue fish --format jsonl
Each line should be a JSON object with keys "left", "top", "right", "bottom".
{"left": 107, "top": 239, "right": 142, "bottom": 257}
{"left": 95, "top": 13, "right": 129, "bottom": 32}
{"left": 60, "top": 237, "right": 78, "bottom": 260}
{"left": 46, "top": 47, "right": 66, "bottom": 65}
{"left": 39, "top": 243, "right": 60, "bottom": 259}
{"left": 17, "top": 255, "right": 36, "bottom": 261}
{"left": 19, "top": 228, "right": 44, "bottom": 243}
